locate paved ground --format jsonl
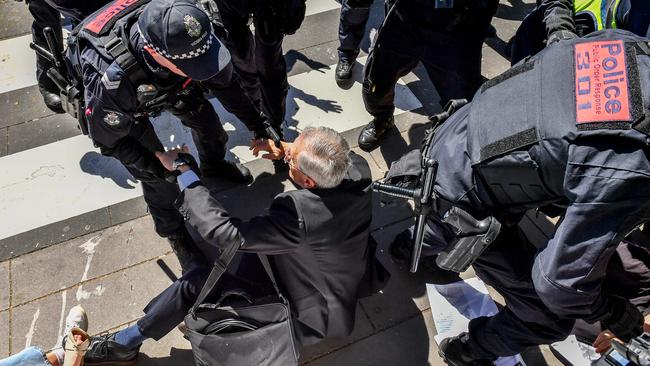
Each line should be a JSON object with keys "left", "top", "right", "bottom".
{"left": 0, "top": 0, "right": 570, "bottom": 364}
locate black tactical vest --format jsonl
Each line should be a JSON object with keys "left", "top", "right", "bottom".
{"left": 466, "top": 30, "right": 650, "bottom": 213}
{"left": 67, "top": 0, "right": 150, "bottom": 88}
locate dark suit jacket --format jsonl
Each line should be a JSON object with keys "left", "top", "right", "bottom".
{"left": 176, "top": 152, "right": 374, "bottom": 346}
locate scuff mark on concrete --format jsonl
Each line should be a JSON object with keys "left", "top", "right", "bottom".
{"left": 76, "top": 235, "right": 102, "bottom": 301}
{"left": 25, "top": 307, "right": 40, "bottom": 348}
{"left": 55, "top": 290, "right": 67, "bottom": 348}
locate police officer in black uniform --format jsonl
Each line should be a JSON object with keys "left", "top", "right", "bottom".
{"left": 66, "top": 0, "right": 272, "bottom": 269}
{"left": 509, "top": 0, "right": 650, "bottom": 65}
{"left": 356, "top": 0, "right": 499, "bottom": 152}
{"left": 381, "top": 29, "right": 650, "bottom": 364}
{"left": 335, "top": 0, "right": 374, "bottom": 88}
{"left": 211, "top": 0, "right": 307, "bottom": 138}
{"left": 26, "top": 0, "right": 110, "bottom": 112}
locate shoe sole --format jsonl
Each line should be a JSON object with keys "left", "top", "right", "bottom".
{"left": 335, "top": 76, "right": 354, "bottom": 89}
{"left": 358, "top": 142, "right": 381, "bottom": 152}
{"left": 438, "top": 349, "right": 493, "bottom": 366}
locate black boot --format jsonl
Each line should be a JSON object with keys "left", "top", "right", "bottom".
{"left": 438, "top": 334, "right": 494, "bottom": 366}
{"left": 358, "top": 115, "right": 395, "bottom": 152}
{"left": 202, "top": 160, "right": 253, "bottom": 184}
{"left": 39, "top": 87, "right": 64, "bottom": 114}
{"left": 335, "top": 58, "right": 354, "bottom": 88}
{"left": 84, "top": 333, "right": 140, "bottom": 366}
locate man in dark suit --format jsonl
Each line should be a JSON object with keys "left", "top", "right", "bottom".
{"left": 79, "top": 126, "right": 378, "bottom": 365}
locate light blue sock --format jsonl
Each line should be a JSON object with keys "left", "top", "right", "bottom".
{"left": 114, "top": 325, "right": 148, "bottom": 349}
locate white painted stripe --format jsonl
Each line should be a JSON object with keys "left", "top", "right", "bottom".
{"left": 306, "top": 0, "right": 340, "bottom": 17}
{"left": 0, "top": 60, "right": 421, "bottom": 241}
{"left": 0, "top": 35, "right": 38, "bottom": 94}
{"left": 0, "top": 3, "right": 338, "bottom": 96}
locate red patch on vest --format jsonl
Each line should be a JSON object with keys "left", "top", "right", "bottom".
{"left": 84, "top": 0, "right": 140, "bottom": 34}
{"left": 574, "top": 40, "right": 632, "bottom": 124}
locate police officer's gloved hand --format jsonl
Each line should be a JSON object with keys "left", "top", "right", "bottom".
{"left": 547, "top": 30, "right": 577, "bottom": 44}
{"left": 283, "top": 0, "right": 306, "bottom": 35}
{"left": 602, "top": 296, "right": 644, "bottom": 342}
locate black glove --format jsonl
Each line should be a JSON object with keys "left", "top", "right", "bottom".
{"left": 602, "top": 296, "right": 644, "bottom": 342}
{"left": 547, "top": 30, "right": 577, "bottom": 44}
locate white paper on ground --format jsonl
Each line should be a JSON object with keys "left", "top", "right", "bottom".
{"left": 427, "top": 277, "right": 527, "bottom": 366}
{"left": 550, "top": 335, "right": 600, "bottom": 366}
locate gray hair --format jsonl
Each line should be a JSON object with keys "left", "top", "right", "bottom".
{"left": 297, "top": 127, "right": 352, "bottom": 188}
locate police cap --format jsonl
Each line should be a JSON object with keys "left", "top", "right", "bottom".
{"left": 138, "top": 0, "right": 229, "bottom": 81}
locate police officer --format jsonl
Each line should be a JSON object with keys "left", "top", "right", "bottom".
{"left": 211, "top": 0, "right": 306, "bottom": 138}
{"left": 66, "top": 0, "right": 272, "bottom": 269}
{"left": 26, "top": 0, "right": 110, "bottom": 113}
{"left": 356, "top": 0, "right": 499, "bottom": 152}
{"left": 335, "top": 0, "right": 374, "bottom": 88}
{"left": 510, "top": 0, "right": 650, "bottom": 64}
{"left": 382, "top": 29, "right": 650, "bottom": 364}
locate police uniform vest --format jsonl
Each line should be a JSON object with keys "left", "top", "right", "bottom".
{"left": 67, "top": 0, "right": 150, "bottom": 96}
{"left": 574, "top": 0, "right": 622, "bottom": 35}
{"left": 464, "top": 30, "right": 650, "bottom": 213}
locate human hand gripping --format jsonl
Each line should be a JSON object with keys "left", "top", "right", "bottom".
{"left": 155, "top": 145, "right": 192, "bottom": 172}
{"left": 250, "top": 138, "right": 290, "bottom": 160}
{"left": 593, "top": 314, "right": 650, "bottom": 354}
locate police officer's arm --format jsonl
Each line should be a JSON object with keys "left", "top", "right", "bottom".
{"left": 531, "top": 132, "right": 650, "bottom": 339}
{"left": 542, "top": 0, "right": 577, "bottom": 37}
{"left": 83, "top": 59, "right": 166, "bottom": 179}
{"left": 176, "top": 183, "right": 305, "bottom": 254}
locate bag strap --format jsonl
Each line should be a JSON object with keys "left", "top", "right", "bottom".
{"left": 257, "top": 254, "right": 287, "bottom": 303}
{"left": 189, "top": 238, "right": 241, "bottom": 318}
{"left": 188, "top": 241, "right": 287, "bottom": 318}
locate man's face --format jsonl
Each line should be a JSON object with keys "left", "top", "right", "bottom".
{"left": 285, "top": 134, "right": 315, "bottom": 189}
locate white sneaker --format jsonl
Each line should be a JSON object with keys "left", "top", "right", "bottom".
{"left": 63, "top": 305, "right": 88, "bottom": 335}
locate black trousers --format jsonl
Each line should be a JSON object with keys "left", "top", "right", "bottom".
{"left": 338, "top": 0, "right": 373, "bottom": 62}
{"left": 362, "top": 0, "right": 498, "bottom": 118}
{"left": 137, "top": 254, "right": 273, "bottom": 340}
{"left": 214, "top": 0, "right": 288, "bottom": 126}
{"left": 27, "top": 0, "right": 109, "bottom": 93}
{"left": 465, "top": 226, "right": 575, "bottom": 358}
{"left": 28, "top": 0, "right": 63, "bottom": 93}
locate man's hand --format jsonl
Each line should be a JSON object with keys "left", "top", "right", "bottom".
{"left": 593, "top": 329, "right": 622, "bottom": 354}
{"left": 250, "top": 138, "right": 290, "bottom": 160}
{"left": 155, "top": 145, "right": 191, "bottom": 172}
{"left": 593, "top": 314, "right": 650, "bottom": 354}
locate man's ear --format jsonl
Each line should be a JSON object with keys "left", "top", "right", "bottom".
{"left": 303, "top": 177, "right": 317, "bottom": 189}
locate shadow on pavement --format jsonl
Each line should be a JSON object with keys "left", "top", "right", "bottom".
{"left": 375, "top": 122, "right": 428, "bottom": 170}
{"left": 79, "top": 151, "right": 137, "bottom": 189}
{"left": 286, "top": 49, "right": 329, "bottom": 74}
